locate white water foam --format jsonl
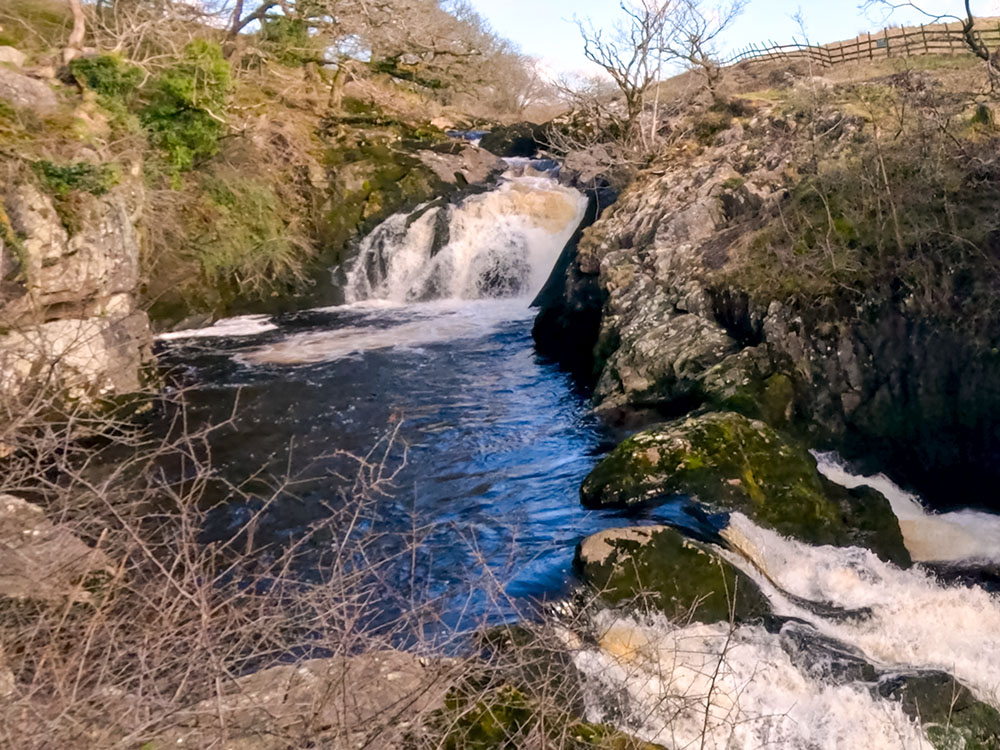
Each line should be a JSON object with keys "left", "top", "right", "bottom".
{"left": 157, "top": 314, "right": 278, "bottom": 341}
{"left": 574, "top": 611, "right": 929, "bottom": 749}
{"left": 343, "top": 171, "right": 587, "bottom": 303}
{"left": 238, "top": 299, "right": 531, "bottom": 366}
{"left": 575, "top": 509, "right": 1000, "bottom": 747}
{"left": 719, "top": 512, "right": 1000, "bottom": 706}
{"left": 814, "top": 451, "right": 1000, "bottom": 565}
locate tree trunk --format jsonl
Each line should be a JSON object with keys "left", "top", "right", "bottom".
{"left": 64, "top": 0, "right": 86, "bottom": 63}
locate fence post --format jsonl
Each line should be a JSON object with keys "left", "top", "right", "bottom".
{"left": 883, "top": 27, "right": 891, "bottom": 58}
{"left": 920, "top": 23, "right": 928, "bottom": 56}
{"left": 868, "top": 32, "right": 874, "bottom": 60}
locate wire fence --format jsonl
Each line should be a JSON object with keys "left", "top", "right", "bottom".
{"left": 722, "top": 19, "right": 1000, "bottom": 69}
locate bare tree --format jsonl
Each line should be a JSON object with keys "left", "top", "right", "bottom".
{"left": 63, "top": 0, "right": 86, "bottom": 62}
{"left": 662, "top": 0, "right": 749, "bottom": 102}
{"left": 576, "top": 1, "right": 676, "bottom": 146}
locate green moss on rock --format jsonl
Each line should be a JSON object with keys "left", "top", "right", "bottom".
{"left": 581, "top": 411, "right": 909, "bottom": 563}
{"left": 431, "top": 683, "right": 663, "bottom": 749}
{"left": 575, "top": 525, "right": 770, "bottom": 623}
{"left": 879, "top": 672, "right": 1000, "bottom": 750}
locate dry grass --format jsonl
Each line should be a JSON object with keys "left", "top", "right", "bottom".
{"left": 0, "top": 377, "right": 772, "bottom": 749}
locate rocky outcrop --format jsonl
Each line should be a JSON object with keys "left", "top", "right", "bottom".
{"left": 0, "top": 169, "right": 151, "bottom": 401}
{"left": 0, "top": 67, "right": 57, "bottom": 114}
{"left": 479, "top": 121, "right": 547, "bottom": 158}
{"left": 581, "top": 411, "right": 909, "bottom": 564}
{"left": 575, "top": 524, "right": 769, "bottom": 623}
{"left": 879, "top": 671, "right": 1000, "bottom": 750}
{"left": 158, "top": 650, "right": 458, "bottom": 750}
{"left": 534, "top": 87, "right": 1000, "bottom": 504}
{"left": 0, "top": 494, "right": 112, "bottom": 603}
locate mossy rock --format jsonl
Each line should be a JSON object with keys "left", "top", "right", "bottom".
{"left": 878, "top": 672, "right": 1000, "bottom": 750}
{"left": 581, "top": 411, "right": 909, "bottom": 564}
{"left": 430, "top": 683, "right": 663, "bottom": 749}
{"left": 574, "top": 525, "right": 770, "bottom": 623}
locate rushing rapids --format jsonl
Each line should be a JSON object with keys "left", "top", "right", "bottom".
{"left": 158, "top": 162, "right": 1000, "bottom": 748}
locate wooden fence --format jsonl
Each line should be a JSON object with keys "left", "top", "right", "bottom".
{"left": 722, "top": 20, "right": 1000, "bottom": 69}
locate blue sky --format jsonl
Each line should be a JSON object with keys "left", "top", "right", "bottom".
{"left": 468, "top": 0, "right": 1000, "bottom": 74}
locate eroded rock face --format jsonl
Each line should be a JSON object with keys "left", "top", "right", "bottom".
{"left": 575, "top": 525, "right": 769, "bottom": 623}
{"left": 581, "top": 412, "right": 908, "bottom": 563}
{"left": 0, "top": 494, "right": 112, "bottom": 603}
{"left": 0, "top": 171, "right": 151, "bottom": 402}
{"left": 0, "top": 68, "right": 57, "bottom": 114}
{"left": 534, "top": 91, "right": 1000, "bottom": 501}
{"left": 158, "top": 650, "right": 457, "bottom": 750}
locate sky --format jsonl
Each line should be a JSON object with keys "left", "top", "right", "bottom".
{"left": 468, "top": 0, "right": 1000, "bottom": 75}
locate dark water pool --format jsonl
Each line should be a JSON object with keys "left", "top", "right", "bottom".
{"left": 155, "top": 300, "right": 697, "bottom": 634}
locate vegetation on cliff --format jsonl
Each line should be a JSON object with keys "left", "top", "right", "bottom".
{"left": 0, "top": 0, "right": 551, "bottom": 325}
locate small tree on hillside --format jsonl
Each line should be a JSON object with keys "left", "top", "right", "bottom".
{"left": 576, "top": 1, "right": 675, "bottom": 147}
{"left": 663, "top": 0, "right": 748, "bottom": 102}
{"left": 576, "top": 0, "right": 748, "bottom": 150}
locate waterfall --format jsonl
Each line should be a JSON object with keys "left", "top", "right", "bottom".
{"left": 574, "top": 510, "right": 1000, "bottom": 748}
{"left": 814, "top": 451, "right": 1000, "bottom": 565}
{"left": 343, "top": 163, "right": 587, "bottom": 304}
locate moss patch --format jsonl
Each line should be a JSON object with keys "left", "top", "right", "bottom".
{"left": 430, "top": 683, "right": 663, "bottom": 749}
{"left": 581, "top": 411, "right": 908, "bottom": 562}
{"left": 576, "top": 525, "right": 769, "bottom": 623}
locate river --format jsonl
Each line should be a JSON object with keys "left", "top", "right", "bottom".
{"left": 156, "top": 160, "right": 1000, "bottom": 748}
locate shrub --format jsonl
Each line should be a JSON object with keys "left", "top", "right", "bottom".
{"left": 259, "top": 15, "right": 314, "bottom": 66}
{"left": 69, "top": 55, "right": 143, "bottom": 102}
{"left": 183, "top": 173, "right": 311, "bottom": 302}
{"left": 141, "top": 40, "right": 231, "bottom": 172}
{"left": 32, "top": 160, "right": 120, "bottom": 197}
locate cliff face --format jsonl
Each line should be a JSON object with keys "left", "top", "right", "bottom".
{"left": 536, "top": 73, "right": 1000, "bottom": 504}
{"left": 0, "top": 163, "right": 151, "bottom": 403}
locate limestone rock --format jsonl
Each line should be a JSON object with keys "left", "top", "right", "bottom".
{"left": 581, "top": 411, "right": 909, "bottom": 563}
{"left": 160, "top": 650, "right": 457, "bottom": 750}
{"left": 0, "top": 311, "right": 150, "bottom": 400}
{"left": 0, "top": 173, "right": 151, "bottom": 402}
{"left": 0, "top": 46, "right": 26, "bottom": 68}
{"left": 417, "top": 145, "right": 505, "bottom": 186}
{"left": 0, "top": 494, "right": 112, "bottom": 603}
{"left": 575, "top": 525, "right": 769, "bottom": 622}
{"left": 0, "top": 67, "right": 57, "bottom": 114}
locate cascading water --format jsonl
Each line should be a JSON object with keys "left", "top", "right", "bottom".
{"left": 571, "top": 457, "right": 1000, "bottom": 749}
{"left": 343, "top": 163, "right": 587, "bottom": 304}
{"left": 154, "top": 153, "right": 1000, "bottom": 748}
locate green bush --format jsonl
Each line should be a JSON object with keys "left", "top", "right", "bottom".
{"left": 32, "top": 160, "right": 120, "bottom": 197}
{"left": 69, "top": 55, "right": 143, "bottom": 101}
{"left": 190, "top": 174, "right": 307, "bottom": 297}
{"left": 259, "top": 15, "right": 314, "bottom": 66}
{"left": 142, "top": 40, "right": 231, "bottom": 172}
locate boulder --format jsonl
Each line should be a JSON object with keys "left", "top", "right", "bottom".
{"left": 159, "top": 650, "right": 458, "bottom": 750}
{"left": 417, "top": 144, "right": 505, "bottom": 186}
{"left": 0, "top": 67, "right": 57, "bottom": 114}
{"left": 479, "top": 121, "right": 547, "bottom": 158}
{"left": 0, "top": 494, "right": 112, "bottom": 603}
{"left": 0, "top": 47, "right": 26, "bottom": 68}
{"left": 575, "top": 525, "right": 770, "bottom": 623}
{"left": 878, "top": 671, "right": 1000, "bottom": 750}
{"left": 581, "top": 411, "right": 909, "bottom": 563}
